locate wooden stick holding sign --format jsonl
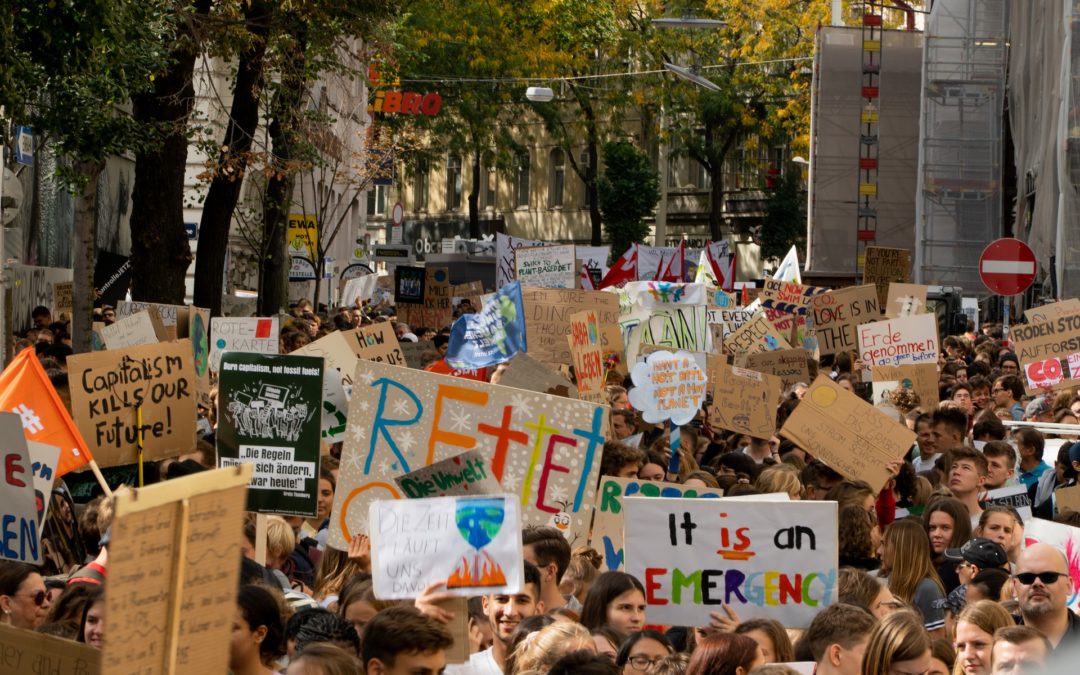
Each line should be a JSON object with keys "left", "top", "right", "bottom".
{"left": 627, "top": 350, "right": 708, "bottom": 481}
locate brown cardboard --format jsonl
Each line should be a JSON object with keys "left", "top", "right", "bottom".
{"left": 568, "top": 310, "right": 605, "bottom": 404}
{"left": 872, "top": 363, "right": 940, "bottom": 410}
{"left": 498, "top": 352, "right": 578, "bottom": 398}
{"left": 521, "top": 287, "right": 620, "bottom": 366}
{"left": 1010, "top": 313, "right": 1080, "bottom": 392}
{"left": 863, "top": 246, "right": 912, "bottom": 308}
{"left": 0, "top": 623, "right": 101, "bottom": 674}
{"left": 742, "top": 348, "right": 811, "bottom": 391}
{"left": 708, "top": 364, "right": 782, "bottom": 438}
{"left": 809, "top": 284, "right": 881, "bottom": 356}
{"left": 725, "top": 310, "right": 791, "bottom": 355}
{"left": 885, "top": 283, "right": 929, "bottom": 318}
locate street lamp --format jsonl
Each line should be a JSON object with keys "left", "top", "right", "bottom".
{"left": 525, "top": 86, "right": 554, "bottom": 102}
{"left": 662, "top": 62, "right": 721, "bottom": 92}
{"left": 652, "top": 15, "right": 726, "bottom": 29}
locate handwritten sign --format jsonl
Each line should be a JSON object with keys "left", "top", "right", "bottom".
{"left": 67, "top": 340, "right": 197, "bottom": 467}
{"left": 188, "top": 306, "right": 212, "bottom": 405}
{"left": 0, "top": 623, "right": 100, "bottom": 674}
{"left": 27, "top": 441, "right": 60, "bottom": 536}
{"left": 1023, "top": 518, "right": 1080, "bottom": 612}
{"left": 1054, "top": 484, "right": 1080, "bottom": 514}
{"left": 858, "top": 313, "right": 939, "bottom": 368}
{"left": 52, "top": 281, "right": 73, "bottom": 317}
{"left": 871, "top": 363, "right": 940, "bottom": 410}
{"left": 209, "top": 317, "right": 279, "bottom": 373}
{"left": 627, "top": 350, "right": 707, "bottom": 427}
{"left": 370, "top": 495, "right": 523, "bottom": 599}
{"left": 624, "top": 497, "right": 838, "bottom": 627}
{"left": 569, "top": 310, "right": 605, "bottom": 404}
{"left": 1010, "top": 313, "right": 1080, "bottom": 392}
{"left": 780, "top": 375, "right": 915, "bottom": 491}
{"left": 497, "top": 233, "right": 546, "bottom": 289}
{"left": 329, "top": 360, "right": 609, "bottom": 549}
{"left": 499, "top": 352, "right": 578, "bottom": 398}
{"left": 217, "top": 353, "right": 323, "bottom": 516}
{"left": 101, "top": 311, "right": 160, "bottom": 350}
{"left": 0, "top": 413, "right": 40, "bottom": 563}
{"left": 116, "top": 301, "right": 185, "bottom": 340}
{"left": 726, "top": 311, "right": 792, "bottom": 355}
{"left": 863, "top": 247, "right": 912, "bottom": 307}
{"left": 885, "top": 283, "right": 928, "bottom": 318}
{"left": 394, "top": 450, "right": 501, "bottom": 498}
{"left": 522, "top": 287, "right": 620, "bottom": 367}
{"left": 708, "top": 365, "right": 782, "bottom": 438}
{"left": 980, "top": 485, "right": 1033, "bottom": 521}
{"left": 104, "top": 465, "right": 252, "bottom": 673}
{"left": 710, "top": 306, "right": 753, "bottom": 339}
{"left": 515, "top": 244, "right": 576, "bottom": 288}
{"left": 591, "top": 477, "right": 723, "bottom": 571}
{"left": 809, "top": 285, "right": 880, "bottom": 356}
{"left": 761, "top": 278, "right": 828, "bottom": 315}
{"left": 742, "top": 349, "right": 811, "bottom": 391}
{"left": 1023, "top": 299, "right": 1080, "bottom": 325}
{"left": 353, "top": 323, "right": 407, "bottom": 365}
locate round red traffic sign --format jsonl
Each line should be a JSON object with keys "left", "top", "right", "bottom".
{"left": 979, "top": 238, "right": 1036, "bottom": 296}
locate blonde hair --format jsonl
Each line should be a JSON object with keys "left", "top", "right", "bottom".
{"left": 559, "top": 547, "right": 602, "bottom": 604}
{"left": 861, "top": 610, "right": 931, "bottom": 675}
{"left": 951, "top": 601, "right": 1014, "bottom": 675}
{"left": 881, "top": 519, "right": 944, "bottom": 603}
{"left": 265, "top": 516, "right": 296, "bottom": 562}
{"left": 756, "top": 466, "right": 802, "bottom": 498}
{"left": 652, "top": 653, "right": 691, "bottom": 675}
{"left": 510, "top": 622, "right": 593, "bottom": 675}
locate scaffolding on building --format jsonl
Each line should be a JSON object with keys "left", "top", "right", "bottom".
{"left": 914, "top": 0, "right": 1008, "bottom": 294}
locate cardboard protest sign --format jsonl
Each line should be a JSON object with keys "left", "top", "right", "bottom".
{"left": 980, "top": 485, "right": 1033, "bottom": 521}
{"left": 591, "top": 477, "right": 723, "bottom": 571}
{"left": 67, "top": 340, "right": 197, "bottom": 467}
{"left": 494, "top": 352, "right": 577, "bottom": 398}
{"left": 101, "top": 311, "right": 160, "bottom": 349}
{"left": 885, "top": 283, "right": 929, "bottom": 318}
{"left": 341, "top": 274, "right": 378, "bottom": 307}
{"left": 320, "top": 370, "right": 349, "bottom": 443}
{"left": 568, "top": 310, "right": 605, "bottom": 404}
{"left": 0, "top": 413, "right": 40, "bottom": 563}
{"left": 624, "top": 497, "right": 838, "bottom": 627}
{"left": 27, "top": 441, "right": 60, "bottom": 535}
{"left": 104, "top": 465, "right": 251, "bottom": 673}
{"left": 1023, "top": 518, "right": 1080, "bottom": 612}
{"left": 0, "top": 623, "right": 101, "bottom": 674}
{"left": 394, "top": 265, "right": 426, "bottom": 304}
{"left": 446, "top": 282, "right": 528, "bottom": 369}
{"left": 809, "top": 285, "right": 880, "bottom": 356}
{"left": 329, "top": 360, "right": 609, "bottom": 549}
{"left": 599, "top": 324, "right": 628, "bottom": 378}
{"left": 863, "top": 246, "right": 912, "bottom": 307}
{"left": 497, "top": 233, "right": 546, "bottom": 289}
{"left": 726, "top": 311, "right": 791, "bottom": 355}
{"left": 52, "top": 281, "right": 73, "bottom": 317}
{"left": 871, "top": 363, "right": 940, "bottom": 411}
{"left": 708, "top": 364, "right": 782, "bottom": 438}
{"left": 217, "top": 353, "right": 323, "bottom": 516}
{"left": 400, "top": 340, "right": 431, "bottom": 369}
{"left": 761, "top": 278, "right": 829, "bottom": 315}
{"left": 515, "top": 244, "right": 576, "bottom": 288}
{"left": 116, "top": 301, "right": 185, "bottom": 340}
{"left": 627, "top": 350, "right": 708, "bottom": 427}
{"left": 395, "top": 450, "right": 501, "bottom": 498}
{"left": 353, "top": 323, "right": 407, "bottom": 366}
{"left": 780, "top": 375, "right": 916, "bottom": 491}
{"left": 1010, "top": 313, "right": 1080, "bottom": 392}
{"left": 187, "top": 306, "right": 212, "bottom": 405}
{"left": 371, "top": 494, "right": 524, "bottom": 599}
{"left": 710, "top": 306, "right": 753, "bottom": 339}
{"left": 521, "top": 287, "right": 620, "bottom": 366}
{"left": 742, "top": 349, "right": 811, "bottom": 391}
{"left": 1055, "top": 484, "right": 1080, "bottom": 514}
{"left": 858, "top": 313, "right": 939, "bottom": 369}
{"left": 1023, "top": 299, "right": 1080, "bottom": 324}
{"left": 209, "top": 317, "right": 280, "bottom": 373}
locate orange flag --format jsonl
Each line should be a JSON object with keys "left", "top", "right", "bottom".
{"left": 0, "top": 348, "right": 93, "bottom": 475}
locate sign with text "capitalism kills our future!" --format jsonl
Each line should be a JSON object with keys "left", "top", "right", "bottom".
{"left": 217, "top": 353, "right": 324, "bottom": 517}
{"left": 1010, "top": 308, "right": 1080, "bottom": 392}
{"left": 328, "top": 360, "right": 609, "bottom": 551}
{"left": 67, "top": 341, "right": 197, "bottom": 468}
{"left": 624, "top": 497, "right": 837, "bottom": 628}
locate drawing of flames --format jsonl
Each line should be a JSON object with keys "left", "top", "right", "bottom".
{"left": 447, "top": 498, "right": 508, "bottom": 589}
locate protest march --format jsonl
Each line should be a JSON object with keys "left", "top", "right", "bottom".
{"left": 3, "top": 240, "right": 1080, "bottom": 675}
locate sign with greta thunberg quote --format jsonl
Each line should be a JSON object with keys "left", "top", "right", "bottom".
{"left": 217, "top": 353, "right": 324, "bottom": 516}
{"left": 624, "top": 497, "right": 838, "bottom": 628}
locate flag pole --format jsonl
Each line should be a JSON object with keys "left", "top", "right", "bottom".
{"left": 87, "top": 460, "right": 113, "bottom": 499}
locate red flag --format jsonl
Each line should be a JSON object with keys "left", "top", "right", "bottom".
{"left": 657, "top": 241, "right": 685, "bottom": 282}
{"left": 705, "top": 241, "right": 736, "bottom": 291}
{"left": 0, "top": 348, "right": 93, "bottom": 475}
{"left": 579, "top": 264, "right": 595, "bottom": 290}
{"left": 598, "top": 244, "right": 638, "bottom": 289}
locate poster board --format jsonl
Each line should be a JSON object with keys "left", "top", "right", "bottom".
{"left": 116, "top": 301, "right": 185, "bottom": 341}
{"left": 370, "top": 494, "right": 524, "bottom": 599}
{"left": 329, "top": 360, "right": 609, "bottom": 550}
{"left": 863, "top": 246, "right": 912, "bottom": 307}
{"left": 708, "top": 364, "right": 782, "bottom": 438}
{"left": 27, "top": 441, "right": 61, "bottom": 536}
{"left": 0, "top": 623, "right": 100, "bottom": 674}
{"left": 885, "top": 283, "right": 929, "bottom": 318}
{"left": 726, "top": 311, "right": 792, "bottom": 355}
{"left": 101, "top": 311, "right": 160, "bottom": 350}
{"left": 871, "top": 363, "right": 940, "bottom": 411}
{"left": 591, "top": 477, "right": 723, "bottom": 571}
{"left": 742, "top": 349, "right": 811, "bottom": 391}
{"left": 0, "top": 413, "right": 40, "bottom": 563}
{"left": 624, "top": 497, "right": 838, "bottom": 627}
{"left": 809, "top": 285, "right": 881, "bottom": 356}
{"left": 980, "top": 485, "right": 1033, "bottom": 521}
{"left": 857, "top": 313, "right": 939, "bottom": 369}
{"left": 217, "top": 353, "right": 323, "bottom": 516}
{"left": 780, "top": 375, "right": 915, "bottom": 491}
{"left": 568, "top": 310, "right": 605, "bottom": 404}
{"left": 394, "top": 450, "right": 501, "bottom": 498}
{"left": 394, "top": 266, "right": 426, "bottom": 304}
{"left": 521, "top": 287, "right": 621, "bottom": 367}
{"left": 104, "top": 465, "right": 252, "bottom": 673}
{"left": 709, "top": 306, "right": 753, "bottom": 339}
{"left": 497, "top": 233, "right": 546, "bottom": 289}
{"left": 761, "top": 278, "right": 828, "bottom": 315}
{"left": 599, "top": 324, "right": 628, "bottom": 378}
{"left": 187, "top": 306, "right": 212, "bottom": 405}
{"left": 1056, "top": 484, "right": 1080, "bottom": 514}
{"left": 352, "top": 323, "right": 407, "bottom": 366}
{"left": 627, "top": 350, "right": 708, "bottom": 427}
{"left": 1010, "top": 314, "right": 1080, "bottom": 392}
{"left": 67, "top": 340, "right": 197, "bottom": 467}
{"left": 514, "top": 244, "right": 576, "bottom": 288}
{"left": 495, "top": 352, "right": 578, "bottom": 398}
{"left": 209, "top": 317, "right": 280, "bottom": 373}
{"left": 52, "top": 281, "right": 73, "bottom": 318}
{"left": 1023, "top": 299, "right": 1080, "bottom": 324}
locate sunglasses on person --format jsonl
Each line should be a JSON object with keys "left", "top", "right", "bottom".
{"left": 1015, "top": 571, "right": 1069, "bottom": 586}
{"left": 15, "top": 590, "right": 47, "bottom": 606}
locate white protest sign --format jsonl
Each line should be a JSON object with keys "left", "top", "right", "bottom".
{"left": 624, "top": 497, "right": 837, "bottom": 627}
{"left": 341, "top": 275, "right": 379, "bottom": 307}
{"left": 627, "top": 350, "right": 707, "bottom": 426}
{"left": 980, "top": 485, "right": 1032, "bottom": 521}
{"left": 370, "top": 494, "right": 523, "bottom": 599}
{"left": 0, "top": 412, "right": 41, "bottom": 563}
{"left": 858, "top": 313, "right": 939, "bottom": 369}
{"left": 497, "top": 233, "right": 546, "bottom": 289}
{"left": 210, "top": 317, "right": 280, "bottom": 373}
{"left": 101, "top": 311, "right": 159, "bottom": 349}
{"left": 26, "top": 441, "right": 60, "bottom": 536}
{"left": 515, "top": 244, "right": 576, "bottom": 288}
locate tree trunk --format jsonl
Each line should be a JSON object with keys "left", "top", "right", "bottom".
{"left": 72, "top": 161, "right": 105, "bottom": 354}
{"left": 128, "top": 1, "right": 210, "bottom": 304}
{"left": 192, "top": 1, "right": 271, "bottom": 316}
{"left": 468, "top": 144, "right": 481, "bottom": 239}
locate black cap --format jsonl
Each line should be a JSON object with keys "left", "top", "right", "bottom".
{"left": 944, "top": 537, "right": 1008, "bottom": 569}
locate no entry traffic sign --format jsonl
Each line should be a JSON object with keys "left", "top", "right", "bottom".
{"left": 980, "top": 238, "right": 1036, "bottom": 296}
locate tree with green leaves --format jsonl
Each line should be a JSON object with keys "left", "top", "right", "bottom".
{"left": 598, "top": 139, "right": 660, "bottom": 258}
{"left": 760, "top": 169, "right": 805, "bottom": 260}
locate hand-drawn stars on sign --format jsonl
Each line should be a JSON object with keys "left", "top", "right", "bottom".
{"left": 391, "top": 397, "right": 412, "bottom": 416}
{"left": 509, "top": 393, "right": 534, "bottom": 419}
{"left": 357, "top": 369, "right": 376, "bottom": 386}
{"left": 397, "top": 430, "right": 417, "bottom": 453}
{"left": 448, "top": 407, "right": 472, "bottom": 432}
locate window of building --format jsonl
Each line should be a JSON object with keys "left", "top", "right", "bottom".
{"left": 514, "top": 151, "right": 530, "bottom": 208}
{"left": 548, "top": 148, "right": 565, "bottom": 208}
{"left": 414, "top": 158, "right": 429, "bottom": 211}
{"left": 366, "top": 184, "right": 387, "bottom": 216}
{"left": 446, "top": 154, "right": 462, "bottom": 210}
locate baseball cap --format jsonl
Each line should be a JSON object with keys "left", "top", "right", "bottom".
{"left": 944, "top": 537, "right": 1008, "bottom": 569}
{"left": 1024, "top": 395, "right": 1052, "bottom": 420}
{"left": 1068, "top": 441, "right": 1080, "bottom": 465}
